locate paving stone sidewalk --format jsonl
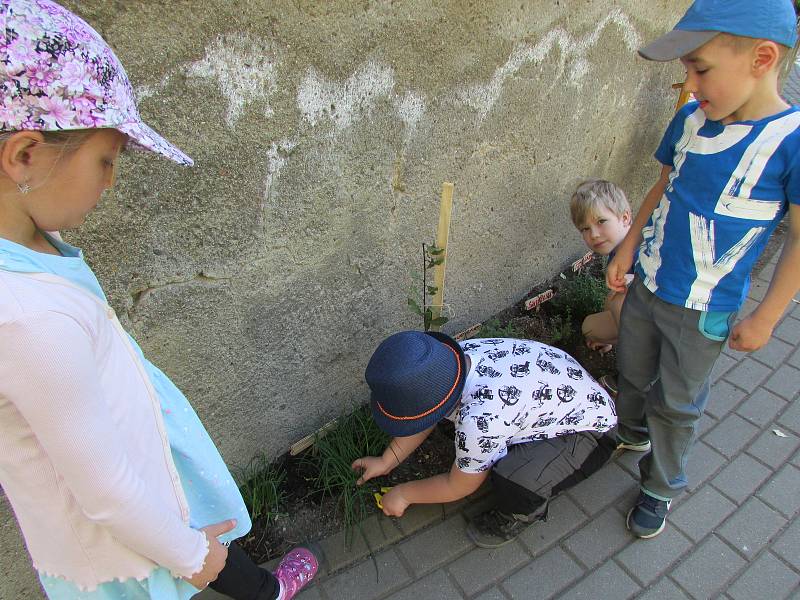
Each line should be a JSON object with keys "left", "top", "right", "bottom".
{"left": 203, "top": 249, "right": 800, "bottom": 600}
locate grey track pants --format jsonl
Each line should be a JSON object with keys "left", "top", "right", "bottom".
{"left": 616, "top": 278, "right": 729, "bottom": 500}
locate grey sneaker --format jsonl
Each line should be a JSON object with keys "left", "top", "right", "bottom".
{"left": 466, "top": 509, "right": 531, "bottom": 549}
{"left": 626, "top": 490, "right": 672, "bottom": 539}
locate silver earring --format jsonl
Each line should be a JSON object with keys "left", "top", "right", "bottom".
{"left": 17, "top": 182, "right": 30, "bottom": 195}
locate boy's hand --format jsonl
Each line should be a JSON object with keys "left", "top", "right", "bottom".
{"left": 352, "top": 456, "right": 392, "bottom": 485}
{"left": 184, "top": 519, "right": 236, "bottom": 589}
{"left": 606, "top": 249, "right": 633, "bottom": 293}
{"left": 379, "top": 486, "right": 410, "bottom": 517}
{"left": 728, "top": 314, "right": 773, "bottom": 352}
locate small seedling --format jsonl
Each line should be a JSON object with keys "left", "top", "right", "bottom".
{"left": 407, "top": 243, "right": 449, "bottom": 331}
{"left": 235, "top": 454, "right": 286, "bottom": 524}
{"left": 551, "top": 273, "right": 607, "bottom": 326}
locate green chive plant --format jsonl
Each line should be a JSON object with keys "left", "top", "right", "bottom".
{"left": 304, "top": 406, "right": 391, "bottom": 546}
{"left": 235, "top": 454, "right": 286, "bottom": 524}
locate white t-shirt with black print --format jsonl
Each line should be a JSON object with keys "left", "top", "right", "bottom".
{"left": 452, "top": 338, "right": 616, "bottom": 474}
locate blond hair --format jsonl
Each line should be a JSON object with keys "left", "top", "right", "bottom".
{"left": 570, "top": 179, "right": 631, "bottom": 227}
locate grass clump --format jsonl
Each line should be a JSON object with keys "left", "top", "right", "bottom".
{"left": 236, "top": 454, "right": 286, "bottom": 524}
{"left": 477, "top": 318, "right": 519, "bottom": 338}
{"left": 304, "top": 406, "right": 390, "bottom": 546}
{"left": 551, "top": 273, "right": 608, "bottom": 325}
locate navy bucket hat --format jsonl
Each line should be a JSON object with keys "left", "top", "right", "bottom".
{"left": 365, "top": 330, "right": 467, "bottom": 437}
{"left": 639, "top": 0, "right": 799, "bottom": 62}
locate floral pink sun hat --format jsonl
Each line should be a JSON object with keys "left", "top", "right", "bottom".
{"left": 0, "top": 0, "right": 192, "bottom": 165}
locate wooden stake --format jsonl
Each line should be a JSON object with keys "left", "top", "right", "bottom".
{"left": 672, "top": 81, "right": 692, "bottom": 113}
{"left": 429, "top": 182, "right": 454, "bottom": 332}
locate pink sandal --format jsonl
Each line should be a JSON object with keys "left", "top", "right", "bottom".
{"left": 273, "top": 547, "right": 319, "bottom": 600}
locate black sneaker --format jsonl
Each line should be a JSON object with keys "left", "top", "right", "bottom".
{"left": 626, "top": 490, "right": 672, "bottom": 539}
{"left": 466, "top": 509, "right": 530, "bottom": 549}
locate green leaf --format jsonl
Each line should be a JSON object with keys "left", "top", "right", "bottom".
{"left": 430, "top": 257, "right": 445, "bottom": 266}
{"left": 407, "top": 297, "right": 423, "bottom": 315}
{"left": 428, "top": 246, "right": 445, "bottom": 255}
{"left": 429, "top": 316, "right": 449, "bottom": 327}
{"left": 426, "top": 285, "right": 438, "bottom": 295}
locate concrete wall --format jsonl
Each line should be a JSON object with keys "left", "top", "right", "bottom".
{"left": 1, "top": 1, "right": 687, "bottom": 596}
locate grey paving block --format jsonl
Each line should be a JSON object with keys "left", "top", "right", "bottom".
{"left": 317, "top": 525, "right": 370, "bottom": 575}
{"left": 615, "top": 526, "right": 692, "bottom": 586}
{"left": 614, "top": 445, "right": 648, "bottom": 478}
{"left": 383, "top": 570, "right": 464, "bottom": 600}
{"left": 501, "top": 546, "right": 584, "bottom": 600}
{"left": 320, "top": 549, "right": 410, "bottom": 600}
{"left": 706, "top": 379, "right": 747, "bottom": 419}
{"left": 736, "top": 388, "right": 788, "bottom": 427}
{"left": 394, "top": 503, "right": 446, "bottom": 536}
{"left": 685, "top": 441, "right": 728, "bottom": 491}
{"left": 359, "top": 513, "right": 405, "bottom": 553}
{"left": 517, "top": 495, "right": 588, "bottom": 556}
{"left": 696, "top": 413, "right": 718, "bottom": 438}
{"left": 772, "top": 516, "right": 800, "bottom": 570}
{"left": 473, "top": 587, "right": 509, "bottom": 600}
{"left": 671, "top": 535, "right": 746, "bottom": 599}
{"left": 637, "top": 578, "right": 691, "bottom": 600}
{"left": 774, "top": 316, "right": 800, "bottom": 345}
{"left": 712, "top": 353, "right": 738, "bottom": 382}
{"left": 752, "top": 337, "right": 795, "bottom": 368}
{"left": 748, "top": 427, "right": 800, "bottom": 469}
{"left": 723, "top": 358, "right": 773, "bottom": 393}
{"left": 703, "top": 414, "right": 760, "bottom": 458}
{"left": 566, "top": 461, "right": 636, "bottom": 515}
{"left": 711, "top": 453, "right": 773, "bottom": 505}
{"left": 758, "top": 464, "right": 800, "bottom": 518}
{"left": 563, "top": 507, "right": 633, "bottom": 569}
{"left": 726, "top": 551, "right": 800, "bottom": 600}
{"left": 557, "top": 560, "right": 640, "bottom": 600}
{"left": 789, "top": 347, "right": 800, "bottom": 370}
{"left": 670, "top": 486, "right": 737, "bottom": 542}
{"left": 397, "top": 516, "right": 472, "bottom": 577}
{"left": 747, "top": 278, "right": 768, "bottom": 301}
{"left": 779, "top": 400, "right": 800, "bottom": 436}
{"left": 295, "top": 584, "right": 324, "bottom": 600}
{"left": 717, "top": 497, "right": 787, "bottom": 558}
{"left": 446, "top": 541, "right": 529, "bottom": 597}
{"left": 764, "top": 365, "right": 800, "bottom": 401}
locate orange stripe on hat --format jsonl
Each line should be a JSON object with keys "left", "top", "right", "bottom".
{"left": 376, "top": 344, "right": 462, "bottom": 421}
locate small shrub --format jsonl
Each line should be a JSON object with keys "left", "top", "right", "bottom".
{"left": 236, "top": 455, "right": 286, "bottom": 524}
{"left": 304, "top": 406, "right": 390, "bottom": 545}
{"left": 407, "top": 243, "right": 449, "bottom": 331}
{"left": 548, "top": 308, "right": 575, "bottom": 349}
{"left": 477, "top": 318, "right": 519, "bottom": 338}
{"left": 551, "top": 273, "right": 607, "bottom": 325}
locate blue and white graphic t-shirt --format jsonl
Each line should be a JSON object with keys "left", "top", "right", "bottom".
{"left": 638, "top": 102, "right": 800, "bottom": 311}
{"left": 452, "top": 338, "right": 616, "bottom": 474}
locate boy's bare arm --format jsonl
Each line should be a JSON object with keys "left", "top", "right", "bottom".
{"left": 730, "top": 203, "right": 800, "bottom": 352}
{"left": 607, "top": 164, "right": 672, "bottom": 292}
{"left": 380, "top": 462, "right": 490, "bottom": 516}
{"left": 352, "top": 425, "right": 436, "bottom": 485}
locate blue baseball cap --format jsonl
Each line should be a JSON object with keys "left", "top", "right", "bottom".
{"left": 640, "top": 0, "right": 799, "bottom": 62}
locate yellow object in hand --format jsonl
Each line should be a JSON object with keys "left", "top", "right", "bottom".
{"left": 373, "top": 487, "right": 392, "bottom": 509}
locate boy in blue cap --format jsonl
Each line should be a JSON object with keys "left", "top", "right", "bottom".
{"left": 607, "top": 0, "right": 800, "bottom": 538}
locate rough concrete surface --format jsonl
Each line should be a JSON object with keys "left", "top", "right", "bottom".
{"left": 1, "top": 1, "right": 688, "bottom": 597}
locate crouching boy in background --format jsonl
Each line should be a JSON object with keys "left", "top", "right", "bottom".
{"left": 352, "top": 331, "right": 617, "bottom": 548}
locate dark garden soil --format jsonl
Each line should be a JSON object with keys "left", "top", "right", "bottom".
{"left": 239, "top": 221, "right": 789, "bottom": 564}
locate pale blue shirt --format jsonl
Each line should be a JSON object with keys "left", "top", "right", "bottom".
{"left": 0, "top": 235, "right": 251, "bottom": 600}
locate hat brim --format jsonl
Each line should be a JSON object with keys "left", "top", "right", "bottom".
{"left": 639, "top": 30, "right": 719, "bottom": 61}
{"left": 371, "top": 331, "right": 467, "bottom": 438}
{"left": 116, "top": 120, "right": 194, "bottom": 166}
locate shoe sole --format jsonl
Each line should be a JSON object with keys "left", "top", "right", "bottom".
{"left": 616, "top": 441, "right": 651, "bottom": 453}
{"left": 625, "top": 507, "right": 666, "bottom": 539}
{"left": 466, "top": 522, "right": 517, "bottom": 549}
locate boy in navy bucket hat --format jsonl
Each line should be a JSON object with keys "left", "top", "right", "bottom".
{"left": 353, "top": 331, "right": 618, "bottom": 548}
{"left": 607, "top": 0, "right": 800, "bottom": 539}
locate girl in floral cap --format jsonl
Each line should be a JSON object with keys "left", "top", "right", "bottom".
{"left": 0, "top": 1, "right": 316, "bottom": 599}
